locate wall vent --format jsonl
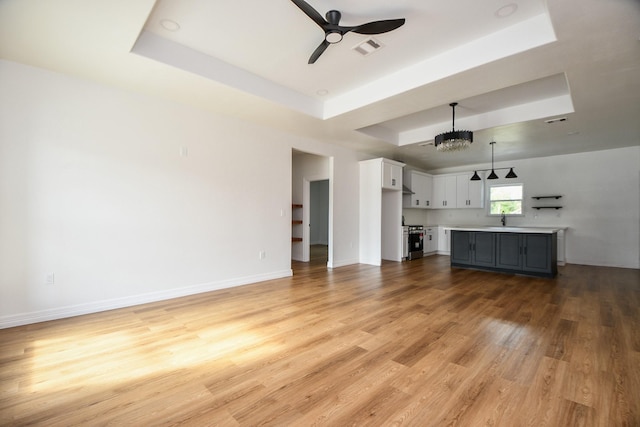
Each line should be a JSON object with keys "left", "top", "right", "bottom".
{"left": 544, "top": 117, "right": 567, "bottom": 124}
{"left": 353, "top": 38, "right": 384, "bottom": 56}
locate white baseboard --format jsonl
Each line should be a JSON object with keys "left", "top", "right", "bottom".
{"left": 0, "top": 269, "right": 293, "bottom": 329}
{"left": 328, "top": 258, "right": 359, "bottom": 269}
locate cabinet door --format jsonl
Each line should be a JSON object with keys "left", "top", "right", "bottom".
{"left": 496, "top": 233, "right": 522, "bottom": 270}
{"left": 382, "top": 161, "right": 402, "bottom": 190}
{"left": 456, "top": 173, "right": 484, "bottom": 208}
{"left": 411, "top": 172, "right": 426, "bottom": 208}
{"left": 432, "top": 176, "right": 445, "bottom": 209}
{"left": 444, "top": 176, "right": 457, "bottom": 208}
{"left": 472, "top": 232, "right": 496, "bottom": 267}
{"left": 404, "top": 171, "right": 430, "bottom": 208}
{"left": 421, "top": 174, "right": 433, "bottom": 208}
{"left": 468, "top": 177, "right": 484, "bottom": 208}
{"left": 451, "top": 231, "right": 472, "bottom": 265}
{"left": 437, "top": 227, "right": 450, "bottom": 253}
{"left": 456, "top": 174, "right": 470, "bottom": 207}
{"left": 424, "top": 228, "right": 437, "bottom": 253}
{"left": 433, "top": 175, "right": 457, "bottom": 208}
{"left": 522, "top": 234, "right": 551, "bottom": 273}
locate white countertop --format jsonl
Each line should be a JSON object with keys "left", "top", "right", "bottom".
{"left": 440, "top": 225, "right": 566, "bottom": 234}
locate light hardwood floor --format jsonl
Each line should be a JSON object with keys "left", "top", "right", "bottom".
{"left": 1, "top": 255, "right": 639, "bottom": 426}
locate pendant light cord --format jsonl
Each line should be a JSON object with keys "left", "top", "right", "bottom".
{"left": 450, "top": 102, "right": 457, "bottom": 132}
{"left": 491, "top": 141, "right": 495, "bottom": 170}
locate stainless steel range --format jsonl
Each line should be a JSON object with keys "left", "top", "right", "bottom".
{"left": 407, "top": 225, "right": 424, "bottom": 260}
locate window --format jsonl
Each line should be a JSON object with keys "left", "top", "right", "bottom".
{"left": 489, "top": 184, "right": 523, "bottom": 215}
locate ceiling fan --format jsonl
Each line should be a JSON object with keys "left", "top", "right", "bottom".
{"left": 290, "top": 0, "right": 406, "bottom": 64}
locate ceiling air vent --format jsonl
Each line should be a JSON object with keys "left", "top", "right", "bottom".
{"left": 353, "top": 38, "right": 384, "bottom": 56}
{"left": 544, "top": 117, "right": 567, "bottom": 124}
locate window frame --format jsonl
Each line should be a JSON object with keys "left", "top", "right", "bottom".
{"left": 487, "top": 183, "right": 525, "bottom": 216}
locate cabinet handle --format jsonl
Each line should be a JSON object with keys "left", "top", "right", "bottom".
{"left": 416, "top": 200, "right": 419, "bottom": 206}
{"left": 392, "top": 178, "right": 396, "bottom": 186}
{"left": 426, "top": 201, "right": 429, "bottom": 206}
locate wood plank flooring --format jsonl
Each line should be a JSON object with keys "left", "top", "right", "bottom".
{"left": 1, "top": 255, "right": 639, "bottom": 426}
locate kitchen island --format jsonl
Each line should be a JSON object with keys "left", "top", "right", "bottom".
{"left": 448, "top": 226, "right": 563, "bottom": 278}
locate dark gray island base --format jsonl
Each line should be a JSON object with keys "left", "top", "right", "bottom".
{"left": 451, "top": 229, "right": 558, "bottom": 278}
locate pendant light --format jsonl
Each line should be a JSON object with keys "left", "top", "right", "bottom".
{"left": 469, "top": 141, "right": 518, "bottom": 181}
{"left": 434, "top": 102, "right": 473, "bottom": 152}
{"left": 505, "top": 168, "right": 518, "bottom": 178}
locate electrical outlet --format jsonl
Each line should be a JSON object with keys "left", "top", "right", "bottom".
{"left": 46, "top": 273, "right": 55, "bottom": 285}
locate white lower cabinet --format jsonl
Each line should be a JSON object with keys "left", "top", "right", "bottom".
{"left": 424, "top": 227, "right": 438, "bottom": 254}
{"left": 437, "top": 226, "right": 451, "bottom": 255}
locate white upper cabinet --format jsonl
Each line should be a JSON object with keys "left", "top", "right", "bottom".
{"left": 432, "top": 175, "right": 457, "bottom": 209}
{"left": 381, "top": 159, "right": 404, "bottom": 190}
{"left": 456, "top": 172, "right": 485, "bottom": 208}
{"left": 403, "top": 171, "right": 433, "bottom": 208}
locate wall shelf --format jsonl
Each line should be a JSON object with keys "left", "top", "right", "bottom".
{"left": 532, "top": 195, "right": 563, "bottom": 210}
{"left": 292, "top": 204, "right": 303, "bottom": 243}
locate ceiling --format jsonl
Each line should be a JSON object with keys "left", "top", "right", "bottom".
{"left": 0, "top": 0, "right": 639, "bottom": 171}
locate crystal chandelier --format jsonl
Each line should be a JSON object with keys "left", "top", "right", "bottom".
{"left": 434, "top": 102, "right": 473, "bottom": 152}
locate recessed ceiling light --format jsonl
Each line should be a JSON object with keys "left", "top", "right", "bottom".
{"left": 567, "top": 131, "right": 580, "bottom": 136}
{"left": 495, "top": 3, "right": 518, "bottom": 18}
{"left": 160, "top": 19, "right": 180, "bottom": 32}
{"left": 316, "top": 89, "right": 329, "bottom": 96}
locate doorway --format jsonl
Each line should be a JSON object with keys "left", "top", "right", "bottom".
{"left": 309, "top": 179, "right": 329, "bottom": 265}
{"left": 291, "top": 150, "right": 331, "bottom": 268}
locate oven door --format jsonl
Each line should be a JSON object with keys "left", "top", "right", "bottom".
{"left": 408, "top": 231, "right": 424, "bottom": 260}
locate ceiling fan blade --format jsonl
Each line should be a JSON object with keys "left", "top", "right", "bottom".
{"left": 290, "top": 0, "right": 327, "bottom": 28}
{"left": 352, "top": 18, "right": 405, "bottom": 35}
{"left": 308, "top": 40, "right": 330, "bottom": 64}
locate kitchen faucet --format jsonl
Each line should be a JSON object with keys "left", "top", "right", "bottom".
{"left": 501, "top": 212, "right": 506, "bottom": 226}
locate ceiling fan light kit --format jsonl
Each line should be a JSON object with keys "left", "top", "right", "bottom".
{"left": 434, "top": 102, "right": 474, "bottom": 152}
{"left": 470, "top": 141, "right": 518, "bottom": 181}
{"left": 290, "top": 0, "right": 405, "bottom": 64}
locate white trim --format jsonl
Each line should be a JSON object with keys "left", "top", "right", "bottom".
{"left": 328, "top": 258, "right": 360, "bottom": 269}
{"left": 0, "top": 270, "right": 293, "bottom": 329}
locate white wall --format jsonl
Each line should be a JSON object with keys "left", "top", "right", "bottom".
{"left": 0, "top": 60, "right": 362, "bottom": 327}
{"left": 422, "top": 147, "right": 640, "bottom": 269}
